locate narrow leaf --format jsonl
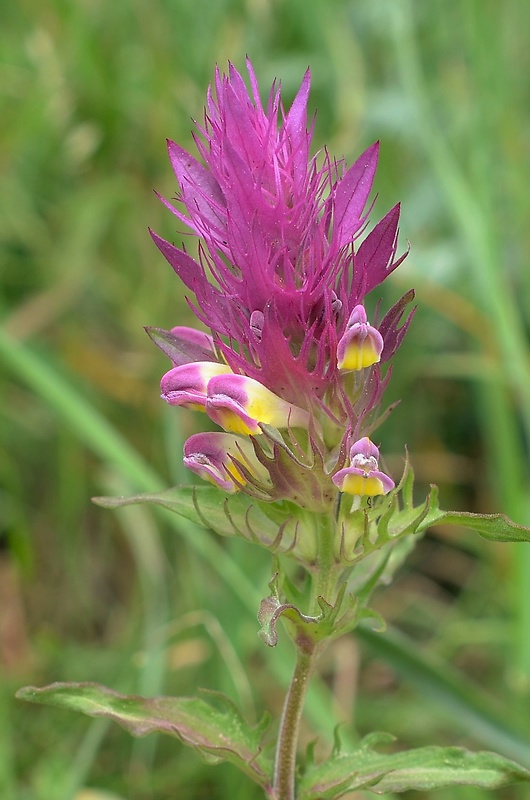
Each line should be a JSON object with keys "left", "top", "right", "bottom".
{"left": 421, "top": 509, "right": 530, "bottom": 543}
{"left": 16, "top": 683, "right": 272, "bottom": 787}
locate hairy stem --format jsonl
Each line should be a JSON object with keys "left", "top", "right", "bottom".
{"left": 273, "top": 645, "right": 316, "bottom": 800}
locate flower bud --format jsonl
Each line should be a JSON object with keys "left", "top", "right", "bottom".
{"left": 205, "top": 374, "right": 310, "bottom": 435}
{"left": 337, "top": 305, "right": 384, "bottom": 371}
{"left": 146, "top": 325, "right": 217, "bottom": 366}
{"left": 332, "top": 436, "right": 394, "bottom": 497}
{"left": 169, "top": 325, "right": 215, "bottom": 352}
{"left": 160, "top": 362, "right": 232, "bottom": 410}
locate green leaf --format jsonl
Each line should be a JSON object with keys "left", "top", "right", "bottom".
{"left": 93, "top": 485, "right": 298, "bottom": 550}
{"left": 16, "top": 683, "right": 272, "bottom": 788}
{"left": 420, "top": 508, "right": 530, "bottom": 543}
{"left": 356, "top": 457, "right": 530, "bottom": 565}
{"left": 397, "top": 467, "right": 530, "bottom": 542}
{"left": 360, "top": 454, "right": 530, "bottom": 555}
{"left": 298, "top": 734, "right": 530, "bottom": 798}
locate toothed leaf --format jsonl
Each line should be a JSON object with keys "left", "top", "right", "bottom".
{"left": 93, "top": 486, "right": 298, "bottom": 550}
{"left": 298, "top": 736, "right": 530, "bottom": 798}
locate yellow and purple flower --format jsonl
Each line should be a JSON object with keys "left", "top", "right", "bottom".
{"left": 205, "top": 373, "right": 310, "bottom": 436}
{"left": 183, "top": 432, "right": 268, "bottom": 494}
{"left": 332, "top": 437, "right": 395, "bottom": 497}
{"left": 337, "top": 305, "right": 384, "bottom": 371}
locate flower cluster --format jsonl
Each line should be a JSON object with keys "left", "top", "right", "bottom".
{"left": 150, "top": 60, "right": 413, "bottom": 513}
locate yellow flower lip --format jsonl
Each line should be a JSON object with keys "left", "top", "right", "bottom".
{"left": 332, "top": 436, "right": 395, "bottom": 497}
{"left": 338, "top": 473, "right": 387, "bottom": 497}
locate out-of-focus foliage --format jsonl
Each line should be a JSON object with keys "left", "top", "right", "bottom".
{"left": 2, "top": 1, "right": 529, "bottom": 798}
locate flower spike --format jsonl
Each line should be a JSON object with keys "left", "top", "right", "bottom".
{"left": 151, "top": 61, "right": 411, "bottom": 510}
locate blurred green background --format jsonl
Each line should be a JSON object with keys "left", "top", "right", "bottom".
{"left": 2, "top": 0, "right": 530, "bottom": 798}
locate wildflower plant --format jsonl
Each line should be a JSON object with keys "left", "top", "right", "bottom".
{"left": 18, "top": 61, "right": 530, "bottom": 799}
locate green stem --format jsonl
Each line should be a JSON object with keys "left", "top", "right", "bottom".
{"left": 272, "top": 512, "right": 339, "bottom": 799}
{"left": 273, "top": 646, "right": 316, "bottom": 800}
{"left": 310, "top": 511, "right": 340, "bottom": 612}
